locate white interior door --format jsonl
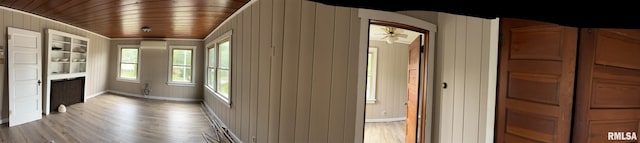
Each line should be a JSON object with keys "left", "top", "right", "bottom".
{"left": 8, "top": 27, "right": 42, "bottom": 127}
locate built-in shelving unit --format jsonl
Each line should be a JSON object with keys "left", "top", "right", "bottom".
{"left": 44, "top": 29, "right": 89, "bottom": 114}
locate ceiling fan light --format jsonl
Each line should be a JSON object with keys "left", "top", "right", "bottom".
{"left": 387, "top": 36, "right": 398, "bottom": 44}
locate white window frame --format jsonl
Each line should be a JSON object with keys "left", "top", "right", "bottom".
{"left": 117, "top": 45, "right": 141, "bottom": 83}
{"left": 167, "top": 45, "right": 196, "bottom": 86}
{"left": 205, "top": 30, "right": 232, "bottom": 105}
{"left": 366, "top": 47, "right": 378, "bottom": 103}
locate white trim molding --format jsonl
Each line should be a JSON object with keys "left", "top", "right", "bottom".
{"left": 366, "top": 47, "right": 378, "bottom": 103}
{"left": 167, "top": 45, "right": 197, "bottom": 85}
{"left": 111, "top": 38, "right": 203, "bottom": 41}
{"left": 365, "top": 117, "right": 407, "bottom": 123}
{"left": 205, "top": 30, "right": 233, "bottom": 106}
{"left": 107, "top": 90, "right": 202, "bottom": 102}
{"left": 359, "top": 9, "right": 437, "bottom": 33}
{"left": 202, "top": 101, "right": 243, "bottom": 143}
{"left": 116, "top": 45, "right": 142, "bottom": 83}
{"left": 84, "top": 91, "right": 107, "bottom": 101}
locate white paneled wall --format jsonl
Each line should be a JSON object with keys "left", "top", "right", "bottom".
{"left": 108, "top": 40, "right": 204, "bottom": 100}
{"left": 365, "top": 40, "right": 409, "bottom": 120}
{"left": 434, "top": 13, "right": 498, "bottom": 143}
{"left": 0, "top": 7, "right": 110, "bottom": 120}
{"left": 203, "top": 0, "right": 360, "bottom": 142}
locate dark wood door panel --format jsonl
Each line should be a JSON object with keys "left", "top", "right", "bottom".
{"left": 508, "top": 60, "right": 563, "bottom": 75}
{"left": 574, "top": 28, "right": 640, "bottom": 142}
{"left": 497, "top": 18, "right": 577, "bottom": 143}
{"left": 510, "top": 26, "right": 565, "bottom": 61}
{"left": 506, "top": 109, "right": 558, "bottom": 142}
{"left": 593, "top": 65, "right": 640, "bottom": 83}
{"left": 591, "top": 79, "right": 640, "bottom": 108}
{"left": 505, "top": 134, "right": 544, "bottom": 143}
{"left": 589, "top": 109, "right": 640, "bottom": 121}
{"left": 507, "top": 72, "right": 560, "bottom": 105}
{"left": 595, "top": 30, "right": 640, "bottom": 70}
{"left": 588, "top": 120, "right": 639, "bottom": 143}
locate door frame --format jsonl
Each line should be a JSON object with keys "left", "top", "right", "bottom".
{"left": 356, "top": 9, "right": 437, "bottom": 143}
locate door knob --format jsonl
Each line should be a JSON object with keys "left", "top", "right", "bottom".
{"left": 37, "top": 80, "right": 41, "bottom": 86}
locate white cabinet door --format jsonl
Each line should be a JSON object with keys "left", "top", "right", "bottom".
{"left": 8, "top": 27, "right": 42, "bottom": 127}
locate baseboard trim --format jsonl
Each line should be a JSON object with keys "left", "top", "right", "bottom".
{"left": 365, "top": 117, "right": 406, "bottom": 123}
{"left": 107, "top": 90, "right": 203, "bottom": 102}
{"left": 85, "top": 91, "right": 107, "bottom": 101}
{"left": 0, "top": 118, "right": 8, "bottom": 124}
{"left": 203, "top": 102, "right": 243, "bottom": 143}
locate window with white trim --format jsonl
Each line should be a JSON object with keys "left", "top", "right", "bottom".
{"left": 118, "top": 45, "right": 140, "bottom": 82}
{"left": 168, "top": 46, "right": 195, "bottom": 85}
{"left": 366, "top": 47, "right": 378, "bottom": 103}
{"left": 206, "top": 31, "right": 232, "bottom": 104}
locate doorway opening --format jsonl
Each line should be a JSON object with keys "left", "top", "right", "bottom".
{"left": 363, "top": 21, "right": 429, "bottom": 143}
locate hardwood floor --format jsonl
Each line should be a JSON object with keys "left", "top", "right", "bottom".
{"left": 0, "top": 94, "right": 213, "bottom": 143}
{"left": 364, "top": 121, "right": 406, "bottom": 143}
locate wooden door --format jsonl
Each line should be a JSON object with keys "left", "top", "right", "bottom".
{"left": 7, "top": 27, "right": 43, "bottom": 127}
{"left": 496, "top": 18, "right": 578, "bottom": 143}
{"left": 573, "top": 28, "right": 640, "bottom": 142}
{"left": 406, "top": 36, "right": 421, "bottom": 143}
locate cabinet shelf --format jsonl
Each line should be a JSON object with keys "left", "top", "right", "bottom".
{"left": 45, "top": 29, "right": 89, "bottom": 114}
{"left": 52, "top": 39, "right": 71, "bottom": 44}
{"left": 51, "top": 50, "right": 70, "bottom": 53}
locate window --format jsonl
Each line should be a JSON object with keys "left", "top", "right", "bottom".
{"left": 168, "top": 46, "right": 195, "bottom": 85}
{"left": 366, "top": 48, "right": 378, "bottom": 103}
{"left": 118, "top": 45, "right": 140, "bottom": 82}
{"left": 206, "top": 30, "right": 232, "bottom": 104}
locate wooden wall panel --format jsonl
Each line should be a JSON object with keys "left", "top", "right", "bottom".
{"left": 268, "top": 0, "right": 284, "bottom": 142}
{"left": 0, "top": 7, "right": 110, "bottom": 120}
{"left": 294, "top": 1, "right": 316, "bottom": 142}
{"left": 451, "top": 15, "right": 467, "bottom": 143}
{"left": 435, "top": 13, "right": 498, "bottom": 143}
{"left": 231, "top": 11, "right": 241, "bottom": 136}
{"left": 308, "top": 4, "right": 334, "bottom": 143}
{"left": 279, "top": 0, "right": 301, "bottom": 142}
{"left": 241, "top": 5, "right": 252, "bottom": 141}
{"left": 327, "top": 7, "right": 350, "bottom": 143}
{"left": 463, "top": 17, "right": 483, "bottom": 143}
{"left": 344, "top": 8, "right": 359, "bottom": 143}
{"left": 249, "top": 4, "right": 259, "bottom": 141}
{"left": 257, "top": 0, "right": 272, "bottom": 142}
{"left": 202, "top": 0, "right": 360, "bottom": 142}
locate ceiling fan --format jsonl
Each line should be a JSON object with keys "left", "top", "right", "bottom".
{"left": 376, "top": 26, "right": 408, "bottom": 44}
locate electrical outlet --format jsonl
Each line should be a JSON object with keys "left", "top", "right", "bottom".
{"left": 382, "top": 111, "right": 387, "bottom": 115}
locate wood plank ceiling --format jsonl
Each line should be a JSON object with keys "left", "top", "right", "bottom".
{"left": 0, "top": 0, "right": 249, "bottom": 38}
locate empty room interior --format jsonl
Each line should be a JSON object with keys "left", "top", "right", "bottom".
{"left": 0, "top": 0, "right": 638, "bottom": 143}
